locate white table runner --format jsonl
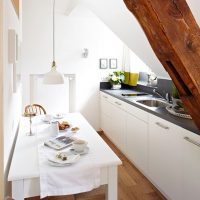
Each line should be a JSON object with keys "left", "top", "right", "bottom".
{"left": 38, "top": 144, "right": 100, "bottom": 198}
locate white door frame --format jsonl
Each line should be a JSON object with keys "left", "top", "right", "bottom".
{"left": 30, "top": 74, "right": 76, "bottom": 113}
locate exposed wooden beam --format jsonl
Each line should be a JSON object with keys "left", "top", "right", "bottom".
{"left": 123, "top": 0, "right": 200, "bottom": 130}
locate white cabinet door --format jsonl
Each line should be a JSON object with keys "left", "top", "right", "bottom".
{"left": 101, "top": 113, "right": 112, "bottom": 138}
{"left": 110, "top": 101, "right": 126, "bottom": 154}
{"left": 182, "top": 130, "right": 200, "bottom": 200}
{"left": 149, "top": 115, "right": 182, "bottom": 200}
{"left": 126, "top": 113, "right": 148, "bottom": 174}
{"left": 100, "top": 93, "right": 113, "bottom": 139}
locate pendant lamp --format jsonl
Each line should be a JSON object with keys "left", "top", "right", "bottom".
{"left": 43, "top": 0, "right": 64, "bottom": 84}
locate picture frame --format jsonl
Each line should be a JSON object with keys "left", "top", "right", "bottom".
{"left": 99, "top": 58, "right": 108, "bottom": 69}
{"left": 109, "top": 58, "right": 117, "bottom": 69}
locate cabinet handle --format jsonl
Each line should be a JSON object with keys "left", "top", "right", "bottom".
{"left": 103, "top": 95, "right": 108, "bottom": 99}
{"left": 115, "top": 101, "right": 121, "bottom": 106}
{"left": 155, "top": 122, "right": 169, "bottom": 130}
{"left": 184, "top": 137, "right": 200, "bottom": 148}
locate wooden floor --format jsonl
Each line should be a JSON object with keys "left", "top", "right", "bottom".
{"left": 27, "top": 133, "right": 165, "bottom": 200}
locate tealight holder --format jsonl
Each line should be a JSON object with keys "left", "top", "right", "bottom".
{"left": 24, "top": 112, "right": 36, "bottom": 136}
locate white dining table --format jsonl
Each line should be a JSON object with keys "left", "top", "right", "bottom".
{"left": 8, "top": 113, "right": 122, "bottom": 200}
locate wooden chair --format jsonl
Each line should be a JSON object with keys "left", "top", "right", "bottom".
{"left": 25, "top": 104, "right": 46, "bottom": 115}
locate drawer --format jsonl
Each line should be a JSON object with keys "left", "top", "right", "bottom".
{"left": 126, "top": 103, "right": 149, "bottom": 122}
{"left": 109, "top": 96, "right": 127, "bottom": 111}
{"left": 100, "top": 92, "right": 127, "bottom": 110}
{"left": 100, "top": 92, "right": 113, "bottom": 103}
{"left": 182, "top": 127, "right": 200, "bottom": 147}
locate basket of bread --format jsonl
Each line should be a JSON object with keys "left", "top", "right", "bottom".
{"left": 58, "top": 121, "right": 70, "bottom": 130}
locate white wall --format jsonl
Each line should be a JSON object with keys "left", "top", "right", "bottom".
{"left": 0, "top": 0, "right": 4, "bottom": 198}
{"left": 21, "top": 1, "right": 126, "bottom": 130}
{"left": 21, "top": 0, "right": 200, "bottom": 130}
{"left": 3, "top": 0, "right": 22, "bottom": 197}
{"left": 82, "top": 0, "right": 170, "bottom": 78}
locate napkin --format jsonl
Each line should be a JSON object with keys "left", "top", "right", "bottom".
{"left": 38, "top": 145, "right": 101, "bottom": 198}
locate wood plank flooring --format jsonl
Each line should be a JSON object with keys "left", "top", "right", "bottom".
{"left": 26, "top": 133, "right": 165, "bottom": 200}
{"left": 101, "top": 133, "right": 165, "bottom": 200}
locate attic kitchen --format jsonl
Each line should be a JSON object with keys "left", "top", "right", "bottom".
{"left": 1, "top": 0, "right": 200, "bottom": 200}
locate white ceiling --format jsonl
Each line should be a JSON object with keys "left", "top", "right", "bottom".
{"left": 56, "top": 0, "right": 200, "bottom": 25}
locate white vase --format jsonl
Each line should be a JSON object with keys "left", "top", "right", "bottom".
{"left": 112, "top": 84, "right": 121, "bottom": 90}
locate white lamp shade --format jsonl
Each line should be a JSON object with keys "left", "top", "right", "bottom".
{"left": 43, "top": 68, "right": 64, "bottom": 84}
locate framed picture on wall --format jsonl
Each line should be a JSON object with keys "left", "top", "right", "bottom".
{"left": 109, "top": 58, "right": 117, "bottom": 69}
{"left": 99, "top": 58, "right": 108, "bottom": 69}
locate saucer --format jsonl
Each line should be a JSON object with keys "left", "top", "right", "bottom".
{"left": 70, "top": 146, "right": 89, "bottom": 155}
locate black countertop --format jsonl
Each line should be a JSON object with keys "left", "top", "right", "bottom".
{"left": 100, "top": 89, "right": 200, "bottom": 135}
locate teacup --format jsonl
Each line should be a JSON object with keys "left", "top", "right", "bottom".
{"left": 73, "top": 139, "right": 88, "bottom": 152}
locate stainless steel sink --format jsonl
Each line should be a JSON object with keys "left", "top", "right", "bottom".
{"left": 136, "top": 99, "right": 169, "bottom": 108}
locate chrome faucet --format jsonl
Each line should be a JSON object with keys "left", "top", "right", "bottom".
{"left": 153, "top": 89, "right": 171, "bottom": 103}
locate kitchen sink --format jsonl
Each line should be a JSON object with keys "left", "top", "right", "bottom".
{"left": 136, "top": 99, "right": 169, "bottom": 108}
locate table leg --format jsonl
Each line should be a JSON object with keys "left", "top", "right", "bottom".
{"left": 106, "top": 166, "right": 118, "bottom": 200}
{"left": 12, "top": 180, "right": 24, "bottom": 200}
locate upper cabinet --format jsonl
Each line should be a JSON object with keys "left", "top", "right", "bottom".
{"left": 11, "top": 0, "right": 19, "bottom": 17}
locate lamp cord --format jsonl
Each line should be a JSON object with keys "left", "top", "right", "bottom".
{"left": 52, "top": 0, "right": 56, "bottom": 67}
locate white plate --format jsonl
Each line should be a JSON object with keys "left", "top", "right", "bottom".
{"left": 53, "top": 114, "right": 63, "bottom": 119}
{"left": 47, "top": 150, "right": 80, "bottom": 167}
{"left": 70, "top": 146, "right": 89, "bottom": 155}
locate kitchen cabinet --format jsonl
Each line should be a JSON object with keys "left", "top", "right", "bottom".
{"left": 182, "top": 130, "right": 200, "bottom": 200}
{"left": 100, "top": 91, "right": 200, "bottom": 200}
{"left": 149, "top": 114, "right": 182, "bottom": 200}
{"left": 126, "top": 112, "right": 148, "bottom": 174}
{"left": 100, "top": 92, "right": 126, "bottom": 153}
{"left": 100, "top": 91, "right": 148, "bottom": 171}
{"left": 100, "top": 93, "right": 113, "bottom": 140}
{"left": 110, "top": 99, "right": 126, "bottom": 154}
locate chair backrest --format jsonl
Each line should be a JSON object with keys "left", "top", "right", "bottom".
{"left": 25, "top": 104, "right": 46, "bottom": 115}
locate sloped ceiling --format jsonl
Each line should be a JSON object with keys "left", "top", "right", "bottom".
{"left": 59, "top": 0, "right": 200, "bottom": 78}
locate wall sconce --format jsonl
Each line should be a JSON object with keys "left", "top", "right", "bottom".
{"left": 82, "top": 48, "right": 89, "bottom": 58}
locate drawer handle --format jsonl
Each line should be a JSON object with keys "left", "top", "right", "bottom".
{"left": 155, "top": 122, "right": 169, "bottom": 130}
{"left": 115, "top": 101, "right": 121, "bottom": 106}
{"left": 184, "top": 137, "right": 200, "bottom": 148}
{"left": 103, "top": 95, "right": 108, "bottom": 99}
